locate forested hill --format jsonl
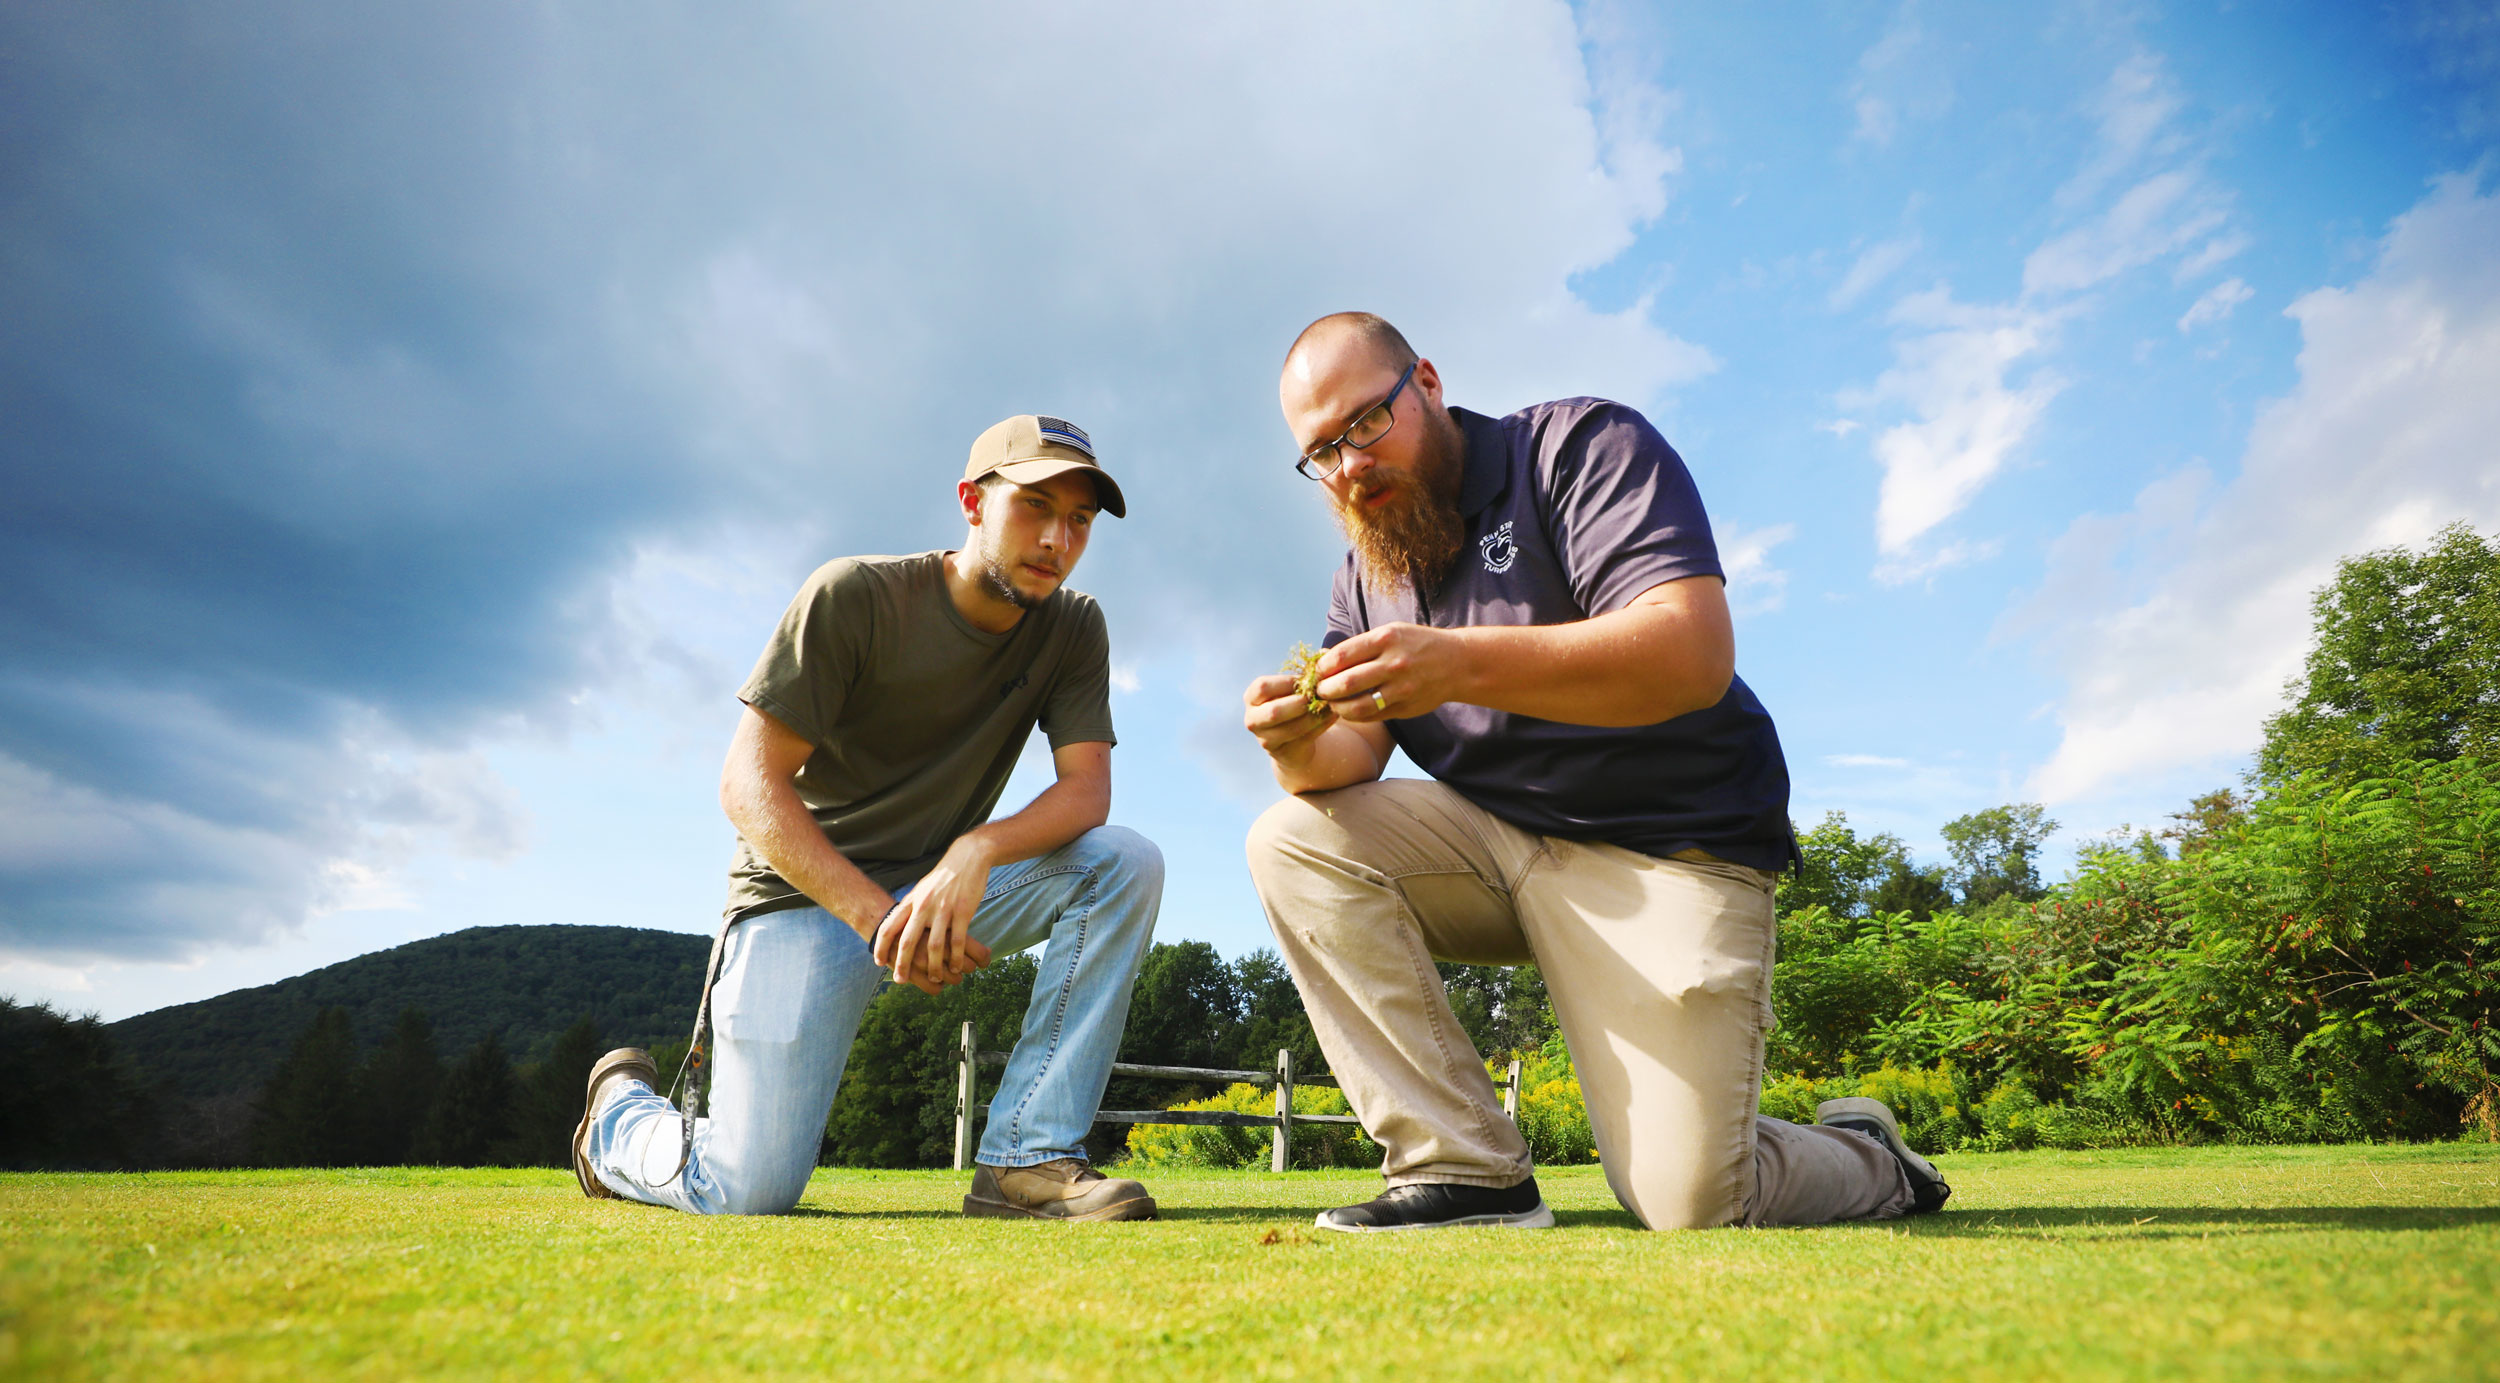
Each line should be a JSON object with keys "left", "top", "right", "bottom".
{"left": 106, "top": 925, "right": 709, "bottom": 1096}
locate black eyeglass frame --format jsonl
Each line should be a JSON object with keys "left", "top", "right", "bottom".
{"left": 1295, "top": 362, "right": 1417, "bottom": 480}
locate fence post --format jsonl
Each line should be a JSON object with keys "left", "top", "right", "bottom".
{"left": 1271, "top": 1047, "right": 1294, "bottom": 1173}
{"left": 953, "top": 1022, "right": 976, "bottom": 1173}
{"left": 1504, "top": 1057, "right": 1522, "bottom": 1123}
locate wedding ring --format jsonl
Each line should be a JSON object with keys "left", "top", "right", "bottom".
{"left": 1371, "top": 691, "right": 1388, "bottom": 712}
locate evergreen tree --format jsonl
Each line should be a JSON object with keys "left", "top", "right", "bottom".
{"left": 417, "top": 1033, "right": 518, "bottom": 1167}
{"left": 250, "top": 1006, "right": 366, "bottom": 1167}
{"left": 821, "top": 955, "right": 1039, "bottom": 1168}
{"left": 502, "top": 1016, "right": 606, "bottom": 1167}
{"left": 358, "top": 1007, "right": 443, "bottom": 1165}
{"left": 1, "top": 998, "right": 156, "bottom": 1170}
{"left": 823, "top": 985, "right": 944, "bottom": 1168}
{"left": 2260, "top": 522, "right": 2500, "bottom": 784}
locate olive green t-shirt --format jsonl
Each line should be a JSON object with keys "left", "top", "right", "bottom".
{"left": 722, "top": 551, "right": 1116, "bottom": 922}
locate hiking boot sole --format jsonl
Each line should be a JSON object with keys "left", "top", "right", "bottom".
{"left": 574, "top": 1047, "right": 659, "bottom": 1201}
{"left": 1816, "top": 1096, "right": 1952, "bottom": 1214}
{"left": 963, "top": 1191, "right": 1158, "bottom": 1222}
{"left": 571, "top": 1114, "right": 614, "bottom": 1199}
{"left": 1314, "top": 1203, "right": 1556, "bottom": 1233}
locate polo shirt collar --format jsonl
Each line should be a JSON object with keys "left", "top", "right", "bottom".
{"left": 1453, "top": 407, "right": 1509, "bottom": 518}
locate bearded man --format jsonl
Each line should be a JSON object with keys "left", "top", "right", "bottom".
{"left": 575, "top": 414, "right": 1163, "bottom": 1221}
{"left": 1240, "top": 313, "right": 1949, "bottom": 1232}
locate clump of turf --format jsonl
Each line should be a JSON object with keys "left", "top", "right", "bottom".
{"left": 1284, "top": 643, "right": 1328, "bottom": 718}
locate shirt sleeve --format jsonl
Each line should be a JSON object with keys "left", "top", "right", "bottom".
{"left": 1539, "top": 402, "right": 1724, "bottom": 616}
{"left": 1040, "top": 598, "right": 1117, "bottom": 749}
{"left": 736, "top": 560, "right": 867, "bottom": 747}
{"left": 1320, "top": 556, "right": 1363, "bottom": 650}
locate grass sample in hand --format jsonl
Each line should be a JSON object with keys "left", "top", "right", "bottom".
{"left": 1284, "top": 642, "right": 1328, "bottom": 718}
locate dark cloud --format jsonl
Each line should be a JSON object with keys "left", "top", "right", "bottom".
{"left": 0, "top": 2, "right": 1699, "bottom": 961}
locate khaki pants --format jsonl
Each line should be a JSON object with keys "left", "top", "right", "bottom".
{"left": 1247, "top": 779, "right": 1911, "bottom": 1230}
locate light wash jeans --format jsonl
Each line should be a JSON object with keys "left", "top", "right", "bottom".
{"left": 583, "top": 825, "right": 1163, "bottom": 1215}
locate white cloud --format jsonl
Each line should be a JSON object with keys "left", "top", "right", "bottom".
{"left": 0, "top": 712, "right": 525, "bottom": 963}
{"left": 2020, "top": 172, "right": 2500, "bottom": 804}
{"left": 2175, "top": 231, "right": 2252, "bottom": 282}
{"left": 1826, "top": 753, "right": 1912, "bottom": 769}
{"left": 1846, "top": 8, "right": 1950, "bottom": 148}
{"left": 1717, "top": 521, "right": 1798, "bottom": 616}
{"left": 1830, "top": 236, "right": 1920, "bottom": 310}
{"left": 2056, "top": 52, "right": 2186, "bottom": 209}
{"left": 2023, "top": 168, "right": 2229, "bottom": 298}
{"left": 1842, "top": 288, "right": 2064, "bottom": 573}
{"left": 1109, "top": 663, "right": 1141, "bottom": 695}
{"left": 2176, "top": 277, "right": 2254, "bottom": 333}
{"left": 1843, "top": 47, "right": 2237, "bottom": 577}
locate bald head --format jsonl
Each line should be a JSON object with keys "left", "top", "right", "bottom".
{"left": 1282, "top": 311, "right": 1416, "bottom": 387}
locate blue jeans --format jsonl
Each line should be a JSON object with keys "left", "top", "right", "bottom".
{"left": 583, "top": 825, "right": 1163, "bottom": 1214}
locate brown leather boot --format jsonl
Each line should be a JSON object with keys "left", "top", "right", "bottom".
{"left": 963, "top": 1158, "right": 1156, "bottom": 1221}
{"left": 572, "top": 1047, "right": 659, "bottom": 1199}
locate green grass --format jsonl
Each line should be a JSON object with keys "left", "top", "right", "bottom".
{"left": 5, "top": 1145, "right": 2498, "bottom": 1381}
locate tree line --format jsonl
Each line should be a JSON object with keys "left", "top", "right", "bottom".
{"left": 1756, "top": 523, "right": 2499, "bottom": 1151}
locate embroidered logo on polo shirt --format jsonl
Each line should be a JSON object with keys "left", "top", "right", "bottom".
{"left": 1479, "top": 520, "right": 1517, "bottom": 574}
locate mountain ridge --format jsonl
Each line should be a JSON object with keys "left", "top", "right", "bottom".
{"left": 106, "top": 924, "right": 711, "bottom": 1095}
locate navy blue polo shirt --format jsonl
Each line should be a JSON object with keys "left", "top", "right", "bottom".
{"left": 1322, "top": 400, "right": 1800, "bottom": 874}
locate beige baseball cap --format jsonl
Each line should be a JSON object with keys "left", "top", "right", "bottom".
{"left": 964, "top": 415, "right": 1127, "bottom": 518}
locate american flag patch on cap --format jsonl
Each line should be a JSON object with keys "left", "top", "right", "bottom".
{"left": 1036, "top": 416, "right": 1094, "bottom": 459}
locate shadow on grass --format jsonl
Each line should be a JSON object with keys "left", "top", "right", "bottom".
{"left": 1129, "top": 1203, "right": 2499, "bottom": 1236}
{"left": 1125, "top": 1204, "right": 1646, "bottom": 1229}
{"left": 1900, "top": 1205, "right": 2500, "bottom": 1239}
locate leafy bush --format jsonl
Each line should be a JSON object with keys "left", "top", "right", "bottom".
{"left": 1119, "top": 1082, "right": 1378, "bottom": 1170}
{"left": 2061, "top": 758, "right": 2500, "bottom": 1142}
{"left": 1761, "top": 755, "right": 2500, "bottom": 1150}
{"left": 1509, "top": 1046, "right": 1596, "bottom": 1165}
{"left": 1118, "top": 1045, "right": 1601, "bottom": 1170}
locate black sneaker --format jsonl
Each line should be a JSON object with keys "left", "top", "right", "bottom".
{"left": 1314, "top": 1177, "right": 1555, "bottom": 1233}
{"left": 1816, "top": 1096, "right": 1952, "bottom": 1214}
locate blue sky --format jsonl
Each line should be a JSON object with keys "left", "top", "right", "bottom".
{"left": 5, "top": 1, "right": 2496, "bottom": 1020}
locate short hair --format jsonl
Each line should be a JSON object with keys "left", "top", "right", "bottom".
{"left": 1283, "top": 311, "right": 1417, "bottom": 376}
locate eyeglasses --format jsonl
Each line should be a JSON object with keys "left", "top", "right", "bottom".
{"left": 1295, "top": 362, "right": 1415, "bottom": 480}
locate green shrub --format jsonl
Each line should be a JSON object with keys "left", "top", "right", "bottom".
{"left": 1119, "top": 1082, "right": 1379, "bottom": 1170}
{"left": 1507, "top": 1046, "right": 1597, "bottom": 1165}
{"left": 2065, "top": 758, "right": 2500, "bottom": 1143}
{"left": 1758, "top": 1063, "right": 1977, "bottom": 1155}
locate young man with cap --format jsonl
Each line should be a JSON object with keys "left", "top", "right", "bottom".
{"left": 1241, "top": 313, "right": 1949, "bottom": 1232}
{"left": 575, "top": 414, "right": 1165, "bottom": 1221}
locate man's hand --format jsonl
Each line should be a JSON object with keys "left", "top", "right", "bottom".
{"left": 1310, "top": 622, "right": 1466, "bottom": 724}
{"left": 1243, "top": 672, "right": 1337, "bottom": 756}
{"left": 1242, "top": 668, "right": 1393, "bottom": 795}
{"left": 873, "top": 835, "right": 997, "bottom": 994}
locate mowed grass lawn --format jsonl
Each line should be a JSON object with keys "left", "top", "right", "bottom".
{"left": 4, "top": 1145, "right": 2497, "bottom": 1382}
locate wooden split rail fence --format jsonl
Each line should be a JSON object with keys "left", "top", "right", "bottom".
{"left": 951, "top": 1021, "right": 1523, "bottom": 1172}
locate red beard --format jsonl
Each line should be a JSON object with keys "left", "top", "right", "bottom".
{"left": 1333, "top": 439, "right": 1465, "bottom": 594}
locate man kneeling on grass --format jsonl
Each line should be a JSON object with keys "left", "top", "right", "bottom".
{"left": 575, "top": 415, "right": 1163, "bottom": 1222}
{"left": 1241, "top": 313, "right": 1952, "bottom": 1232}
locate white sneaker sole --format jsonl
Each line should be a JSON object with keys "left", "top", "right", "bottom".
{"left": 1314, "top": 1202, "right": 1556, "bottom": 1233}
